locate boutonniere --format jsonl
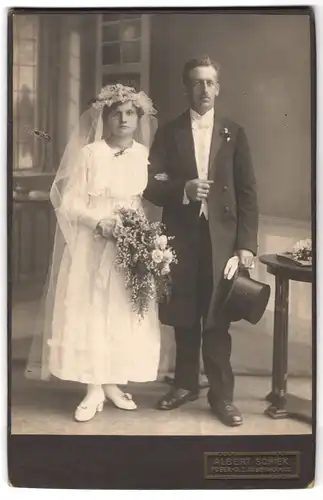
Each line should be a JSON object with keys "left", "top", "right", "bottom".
{"left": 220, "top": 127, "right": 232, "bottom": 142}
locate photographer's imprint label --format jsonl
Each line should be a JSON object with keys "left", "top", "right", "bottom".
{"left": 204, "top": 452, "right": 300, "bottom": 479}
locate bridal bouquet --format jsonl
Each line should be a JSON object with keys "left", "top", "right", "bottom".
{"left": 112, "top": 207, "right": 177, "bottom": 318}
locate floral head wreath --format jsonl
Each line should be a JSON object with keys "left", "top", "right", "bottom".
{"left": 91, "top": 83, "right": 157, "bottom": 116}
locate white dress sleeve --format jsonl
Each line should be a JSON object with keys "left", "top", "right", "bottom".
{"left": 59, "top": 147, "right": 100, "bottom": 231}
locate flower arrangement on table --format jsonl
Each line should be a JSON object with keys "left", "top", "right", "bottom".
{"left": 291, "top": 238, "right": 312, "bottom": 263}
{"left": 112, "top": 207, "right": 177, "bottom": 318}
{"left": 277, "top": 238, "right": 312, "bottom": 267}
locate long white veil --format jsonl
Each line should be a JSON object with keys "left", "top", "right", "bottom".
{"left": 25, "top": 103, "right": 158, "bottom": 381}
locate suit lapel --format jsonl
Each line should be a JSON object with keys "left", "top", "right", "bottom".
{"left": 208, "top": 112, "right": 224, "bottom": 179}
{"left": 174, "top": 111, "right": 198, "bottom": 179}
{"left": 174, "top": 109, "right": 225, "bottom": 180}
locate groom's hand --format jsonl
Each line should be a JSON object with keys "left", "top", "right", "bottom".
{"left": 185, "top": 179, "right": 214, "bottom": 202}
{"left": 237, "top": 249, "right": 255, "bottom": 269}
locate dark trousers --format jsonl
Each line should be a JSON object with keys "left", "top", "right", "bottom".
{"left": 174, "top": 215, "right": 234, "bottom": 403}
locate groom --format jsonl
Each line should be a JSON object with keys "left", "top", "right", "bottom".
{"left": 144, "top": 55, "right": 258, "bottom": 427}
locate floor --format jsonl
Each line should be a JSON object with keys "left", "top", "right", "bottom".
{"left": 10, "top": 283, "right": 313, "bottom": 436}
{"left": 10, "top": 362, "right": 312, "bottom": 436}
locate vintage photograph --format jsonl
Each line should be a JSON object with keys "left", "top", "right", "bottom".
{"left": 10, "top": 9, "right": 313, "bottom": 445}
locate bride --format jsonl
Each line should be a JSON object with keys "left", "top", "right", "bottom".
{"left": 25, "top": 84, "right": 161, "bottom": 422}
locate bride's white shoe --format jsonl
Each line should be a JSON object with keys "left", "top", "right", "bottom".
{"left": 104, "top": 387, "right": 137, "bottom": 411}
{"left": 74, "top": 392, "right": 105, "bottom": 422}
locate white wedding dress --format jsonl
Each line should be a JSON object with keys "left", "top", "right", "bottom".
{"left": 47, "top": 139, "right": 161, "bottom": 385}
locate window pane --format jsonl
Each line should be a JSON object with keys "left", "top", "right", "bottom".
{"left": 102, "top": 23, "right": 119, "bottom": 42}
{"left": 13, "top": 14, "right": 39, "bottom": 171}
{"left": 13, "top": 66, "right": 19, "bottom": 91}
{"left": 18, "top": 143, "right": 34, "bottom": 169}
{"left": 13, "top": 38, "right": 19, "bottom": 64}
{"left": 16, "top": 39, "right": 36, "bottom": 65}
{"left": 102, "top": 13, "right": 121, "bottom": 22}
{"left": 120, "top": 20, "right": 141, "bottom": 41}
{"left": 13, "top": 17, "right": 19, "bottom": 40}
{"left": 18, "top": 66, "right": 35, "bottom": 90}
{"left": 17, "top": 128, "right": 34, "bottom": 147}
{"left": 14, "top": 15, "right": 37, "bottom": 39}
{"left": 13, "top": 90, "right": 19, "bottom": 111}
{"left": 122, "top": 41, "right": 141, "bottom": 63}
{"left": 102, "top": 43, "right": 121, "bottom": 65}
{"left": 15, "top": 88, "right": 35, "bottom": 127}
{"left": 17, "top": 119, "right": 35, "bottom": 137}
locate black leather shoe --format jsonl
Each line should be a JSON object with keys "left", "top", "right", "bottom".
{"left": 211, "top": 400, "right": 243, "bottom": 427}
{"left": 157, "top": 388, "right": 199, "bottom": 410}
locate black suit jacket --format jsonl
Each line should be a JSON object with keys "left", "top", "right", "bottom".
{"left": 144, "top": 109, "right": 259, "bottom": 329}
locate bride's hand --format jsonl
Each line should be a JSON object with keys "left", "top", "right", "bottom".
{"left": 97, "top": 218, "right": 116, "bottom": 238}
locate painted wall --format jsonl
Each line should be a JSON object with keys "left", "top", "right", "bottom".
{"left": 148, "top": 13, "right": 313, "bottom": 376}
{"left": 150, "top": 13, "right": 312, "bottom": 221}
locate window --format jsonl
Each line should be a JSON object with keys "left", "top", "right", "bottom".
{"left": 67, "top": 31, "right": 81, "bottom": 136}
{"left": 96, "top": 13, "right": 151, "bottom": 94}
{"left": 13, "top": 15, "right": 39, "bottom": 170}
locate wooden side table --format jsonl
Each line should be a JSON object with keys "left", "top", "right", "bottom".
{"left": 259, "top": 254, "right": 313, "bottom": 423}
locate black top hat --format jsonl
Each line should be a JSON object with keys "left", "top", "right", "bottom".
{"left": 218, "top": 267, "right": 271, "bottom": 325}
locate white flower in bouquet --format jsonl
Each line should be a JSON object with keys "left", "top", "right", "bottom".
{"left": 156, "top": 235, "right": 168, "bottom": 250}
{"left": 163, "top": 249, "right": 174, "bottom": 264}
{"left": 152, "top": 249, "right": 164, "bottom": 264}
{"left": 161, "top": 264, "right": 171, "bottom": 276}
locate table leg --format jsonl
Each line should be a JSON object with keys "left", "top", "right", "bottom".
{"left": 265, "top": 274, "right": 289, "bottom": 418}
{"left": 265, "top": 275, "right": 281, "bottom": 404}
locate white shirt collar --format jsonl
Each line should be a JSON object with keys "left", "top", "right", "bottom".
{"left": 190, "top": 107, "right": 214, "bottom": 123}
